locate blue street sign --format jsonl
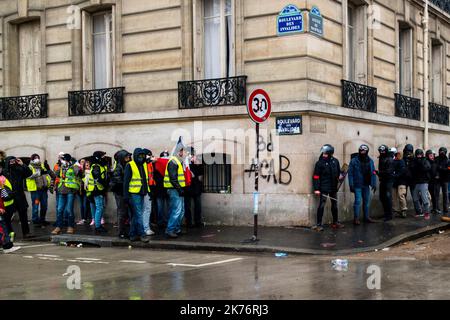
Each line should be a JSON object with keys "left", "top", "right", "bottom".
{"left": 309, "top": 6, "right": 323, "bottom": 37}
{"left": 277, "top": 4, "right": 304, "bottom": 36}
{"left": 276, "top": 116, "right": 302, "bottom": 135}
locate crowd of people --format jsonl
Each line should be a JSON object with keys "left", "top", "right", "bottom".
{"left": 0, "top": 141, "right": 204, "bottom": 252}
{"left": 312, "top": 143, "right": 450, "bottom": 231}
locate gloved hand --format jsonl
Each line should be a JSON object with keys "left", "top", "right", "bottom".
{"left": 371, "top": 186, "right": 377, "bottom": 194}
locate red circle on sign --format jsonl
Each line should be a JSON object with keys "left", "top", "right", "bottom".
{"left": 247, "top": 89, "right": 272, "bottom": 124}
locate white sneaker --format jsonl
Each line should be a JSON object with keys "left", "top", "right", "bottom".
{"left": 3, "top": 246, "right": 21, "bottom": 254}
{"left": 101, "top": 218, "right": 105, "bottom": 225}
{"left": 76, "top": 219, "right": 86, "bottom": 225}
{"left": 145, "top": 229, "right": 155, "bottom": 236}
{"left": 90, "top": 220, "right": 95, "bottom": 226}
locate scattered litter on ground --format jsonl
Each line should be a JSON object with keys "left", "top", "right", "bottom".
{"left": 331, "top": 259, "right": 348, "bottom": 271}
{"left": 321, "top": 243, "right": 336, "bottom": 248}
{"left": 382, "top": 248, "right": 390, "bottom": 252}
{"left": 358, "top": 240, "right": 364, "bottom": 244}
{"left": 201, "top": 234, "right": 216, "bottom": 238}
{"left": 77, "top": 243, "right": 83, "bottom": 248}
{"left": 128, "top": 246, "right": 132, "bottom": 250}
{"left": 438, "top": 230, "right": 445, "bottom": 234}
{"left": 59, "top": 242, "right": 67, "bottom": 246}
{"left": 375, "top": 249, "right": 378, "bottom": 252}
{"left": 275, "top": 252, "right": 288, "bottom": 258}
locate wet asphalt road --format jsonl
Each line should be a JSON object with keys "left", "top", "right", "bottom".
{"left": 1, "top": 242, "right": 450, "bottom": 300}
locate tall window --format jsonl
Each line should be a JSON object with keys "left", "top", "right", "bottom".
{"left": 202, "top": 153, "right": 232, "bottom": 193}
{"left": 399, "top": 25, "right": 413, "bottom": 96}
{"left": 346, "top": 3, "right": 367, "bottom": 83}
{"left": 82, "top": 9, "right": 115, "bottom": 90}
{"left": 431, "top": 41, "right": 443, "bottom": 104}
{"left": 18, "top": 20, "right": 41, "bottom": 95}
{"left": 203, "top": 0, "right": 234, "bottom": 79}
{"left": 92, "top": 12, "right": 113, "bottom": 89}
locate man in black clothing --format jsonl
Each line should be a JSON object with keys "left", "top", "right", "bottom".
{"left": 312, "top": 144, "right": 345, "bottom": 231}
{"left": 410, "top": 149, "right": 431, "bottom": 219}
{"left": 426, "top": 150, "right": 440, "bottom": 214}
{"left": 376, "top": 145, "right": 395, "bottom": 222}
{"left": 184, "top": 148, "right": 204, "bottom": 228}
{"left": 435, "top": 147, "right": 449, "bottom": 214}
{"left": 3, "top": 156, "right": 33, "bottom": 238}
{"left": 110, "top": 150, "right": 131, "bottom": 238}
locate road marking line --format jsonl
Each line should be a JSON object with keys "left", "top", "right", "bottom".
{"left": 75, "top": 258, "right": 101, "bottom": 261}
{"left": 20, "top": 244, "right": 55, "bottom": 249}
{"left": 23, "top": 256, "right": 34, "bottom": 259}
{"left": 168, "top": 257, "right": 243, "bottom": 268}
{"left": 36, "top": 254, "right": 60, "bottom": 257}
{"left": 38, "top": 257, "right": 64, "bottom": 261}
{"left": 119, "top": 260, "right": 147, "bottom": 264}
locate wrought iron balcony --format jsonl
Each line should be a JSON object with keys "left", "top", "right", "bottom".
{"left": 68, "top": 87, "right": 125, "bottom": 116}
{"left": 341, "top": 80, "right": 377, "bottom": 113}
{"left": 0, "top": 94, "right": 48, "bottom": 121}
{"left": 429, "top": 102, "right": 449, "bottom": 126}
{"left": 178, "top": 76, "right": 247, "bottom": 109}
{"left": 430, "top": 0, "right": 450, "bottom": 16}
{"left": 394, "top": 93, "right": 421, "bottom": 121}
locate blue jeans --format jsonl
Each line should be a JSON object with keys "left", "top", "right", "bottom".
{"left": 129, "top": 194, "right": 145, "bottom": 238}
{"left": 353, "top": 186, "right": 371, "bottom": 220}
{"left": 75, "top": 193, "right": 89, "bottom": 221}
{"left": 31, "top": 190, "right": 48, "bottom": 223}
{"left": 90, "top": 196, "right": 104, "bottom": 228}
{"left": 156, "top": 197, "right": 168, "bottom": 226}
{"left": 142, "top": 194, "right": 152, "bottom": 233}
{"left": 56, "top": 193, "right": 75, "bottom": 228}
{"left": 166, "top": 189, "right": 185, "bottom": 234}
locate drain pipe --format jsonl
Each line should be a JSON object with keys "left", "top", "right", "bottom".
{"left": 423, "top": 0, "right": 429, "bottom": 150}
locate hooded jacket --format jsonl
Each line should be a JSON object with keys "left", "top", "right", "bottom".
{"left": 312, "top": 155, "right": 341, "bottom": 193}
{"left": 123, "top": 148, "right": 148, "bottom": 199}
{"left": 348, "top": 153, "right": 377, "bottom": 189}
{"left": 167, "top": 155, "right": 184, "bottom": 192}
{"left": 436, "top": 154, "right": 450, "bottom": 183}
{"left": 110, "top": 150, "right": 130, "bottom": 195}
{"left": 3, "top": 156, "right": 33, "bottom": 211}
{"left": 377, "top": 154, "right": 395, "bottom": 183}
{"left": 410, "top": 157, "right": 431, "bottom": 184}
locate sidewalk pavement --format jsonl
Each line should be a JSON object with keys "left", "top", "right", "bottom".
{"left": 16, "top": 212, "right": 450, "bottom": 255}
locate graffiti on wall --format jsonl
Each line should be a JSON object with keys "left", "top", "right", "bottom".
{"left": 244, "top": 133, "right": 292, "bottom": 185}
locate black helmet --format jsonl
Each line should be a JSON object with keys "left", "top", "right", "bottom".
{"left": 359, "top": 144, "right": 369, "bottom": 153}
{"left": 439, "top": 147, "right": 447, "bottom": 155}
{"left": 425, "top": 150, "right": 435, "bottom": 158}
{"left": 320, "top": 144, "right": 334, "bottom": 155}
{"left": 378, "top": 145, "right": 388, "bottom": 153}
{"left": 403, "top": 144, "right": 414, "bottom": 154}
{"left": 415, "top": 149, "right": 424, "bottom": 157}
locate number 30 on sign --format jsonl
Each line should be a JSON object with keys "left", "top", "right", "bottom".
{"left": 247, "top": 89, "right": 272, "bottom": 124}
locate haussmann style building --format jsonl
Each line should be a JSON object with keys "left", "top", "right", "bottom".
{"left": 0, "top": 0, "right": 450, "bottom": 226}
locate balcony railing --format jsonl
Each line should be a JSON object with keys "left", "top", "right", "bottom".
{"left": 394, "top": 93, "right": 421, "bottom": 121}
{"left": 430, "top": 0, "right": 450, "bottom": 16}
{"left": 429, "top": 102, "right": 449, "bottom": 126}
{"left": 0, "top": 94, "right": 48, "bottom": 121}
{"left": 178, "top": 76, "right": 247, "bottom": 109}
{"left": 341, "top": 80, "right": 377, "bottom": 113}
{"left": 68, "top": 87, "right": 125, "bottom": 116}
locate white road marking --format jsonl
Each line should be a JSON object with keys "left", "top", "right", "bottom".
{"left": 75, "top": 258, "right": 101, "bottom": 261}
{"left": 36, "top": 254, "right": 60, "bottom": 258}
{"left": 23, "top": 256, "right": 34, "bottom": 259}
{"left": 167, "top": 257, "right": 243, "bottom": 268}
{"left": 38, "top": 257, "right": 64, "bottom": 261}
{"left": 19, "top": 244, "right": 55, "bottom": 249}
{"left": 119, "top": 260, "right": 147, "bottom": 264}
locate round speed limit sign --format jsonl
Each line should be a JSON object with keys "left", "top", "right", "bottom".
{"left": 248, "top": 89, "right": 272, "bottom": 124}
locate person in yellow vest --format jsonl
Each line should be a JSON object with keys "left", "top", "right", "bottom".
{"left": 0, "top": 169, "right": 18, "bottom": 245}
{"left": 51, "top": 154, "right": 81, "bottom": 235}
{"left": 88, "top": 151, "right": 109, "bottom": 234}
{"left": 164, "top": 142, "right": 187, "bottom": 239}
{"left": 26, "top": 154, "right": 55, "bottom": 227}
{"left": 123, "top": 148, "right": 151, "bottom": 243}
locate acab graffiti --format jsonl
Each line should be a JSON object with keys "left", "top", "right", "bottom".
{"left": 244, "top": 134, "right": 292, "bottom": 185}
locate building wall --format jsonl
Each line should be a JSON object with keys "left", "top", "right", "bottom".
{"left": 1, "top": 0, "right": 450, "bottom": 226}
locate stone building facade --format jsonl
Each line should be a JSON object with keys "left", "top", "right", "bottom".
{"left": 0, "top": 0, "right": 449, "bottom": 226}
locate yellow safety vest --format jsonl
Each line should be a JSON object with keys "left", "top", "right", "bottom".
{"left": 58, "top": 166, "right": 80, "bottom": 190}
{"left": 87, "top": 164, "right": 106, "bottom": 194}
{"left": 164, "top": 157, "right": 186, "bottom": 188}
{"left": 26, "top": 164, "right": 51, "bottom": 192}
{"left": 128, "top": 161, "right": 150, "bottom": 194}
{"left": 3, "top": 178, "right": 14, "bottom": 207}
